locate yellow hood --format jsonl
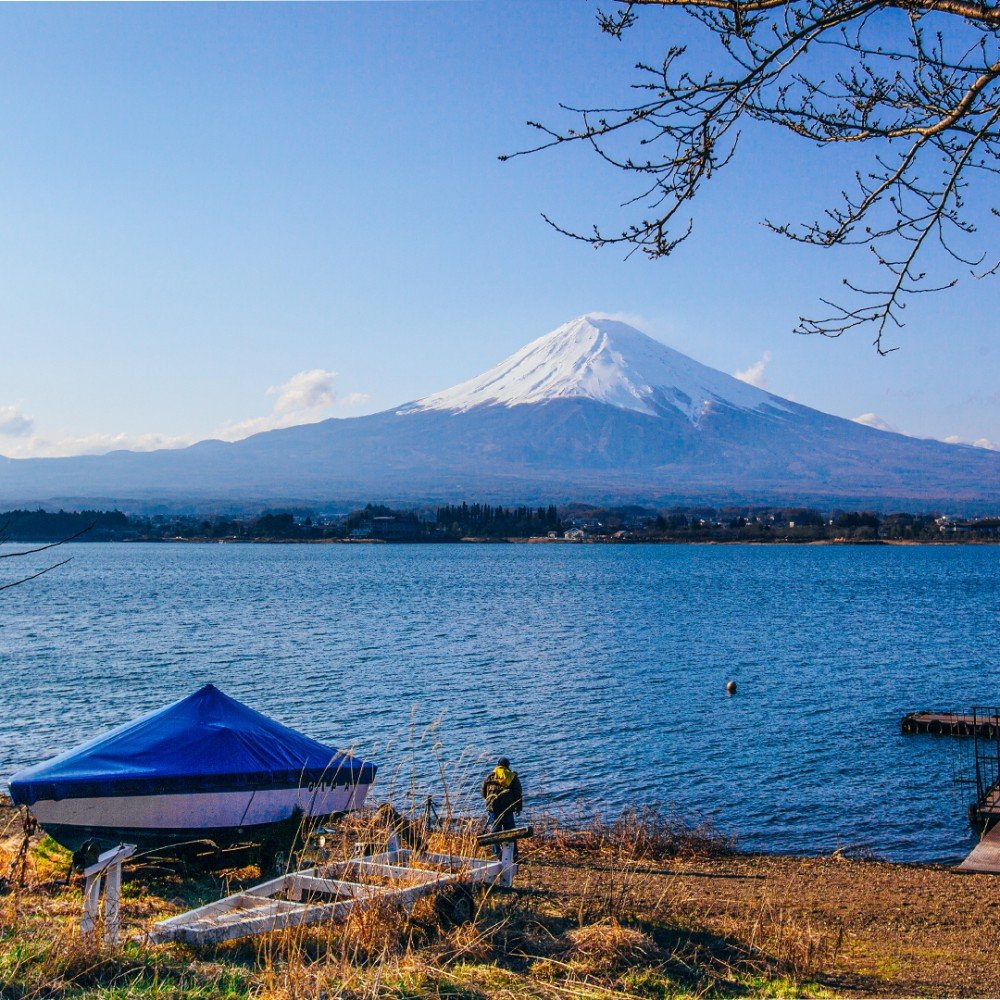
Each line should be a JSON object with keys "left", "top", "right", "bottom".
{"left": 492, "top": 766, "right": 515, "bottom": 788}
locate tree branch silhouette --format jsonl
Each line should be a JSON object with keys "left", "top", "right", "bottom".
{"left": 505, "top": 0, "right": 1000, "bottom": 352}
{"left": 0, "top": 519, "right": 94, "bottom": 592}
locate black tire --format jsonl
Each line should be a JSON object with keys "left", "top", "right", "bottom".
{"left": 72, "top": 839, "right": 103, "bottom": 872}
{"left": 434, "top": 884, "right": 477, "bottom": 927}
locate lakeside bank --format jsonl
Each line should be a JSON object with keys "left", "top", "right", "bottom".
{"left": 7, "top": 533, "right": 998, "bottom": 546}
{"left": 1, "top": 797, "right": 996, "bottom": 998}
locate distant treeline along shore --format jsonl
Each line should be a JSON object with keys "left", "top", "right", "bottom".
{"left": 1, "top": 503, "right": 999, "bottom": 544}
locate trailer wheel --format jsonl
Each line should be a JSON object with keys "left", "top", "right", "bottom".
{"left": 434, "top": 884, "right": 476, "bottom": 927}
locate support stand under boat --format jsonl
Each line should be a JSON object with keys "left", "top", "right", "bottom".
{"left": 80, "top": 844, "right": 136, "bottom": 948}
{"left": 257, "top": 806, "right": 309, "bottom": 875}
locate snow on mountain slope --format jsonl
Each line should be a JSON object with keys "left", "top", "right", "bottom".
{"left": 403, "top": 314, "right": 791, "bottom": 424}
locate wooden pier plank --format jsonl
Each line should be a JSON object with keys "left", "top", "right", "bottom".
{"left": 958, "top": 824, "right": 1000, "bottom": 873}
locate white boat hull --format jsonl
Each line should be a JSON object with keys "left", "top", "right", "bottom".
{"left": 29, "top": 781, "right": 372, "bottom": 853}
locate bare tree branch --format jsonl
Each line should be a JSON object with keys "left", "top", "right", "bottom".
{"left": 0, "top": 559, "right": 71, "bottom": 594}
{"left": 0, "top": 523, "right": 97, "bottom": 559}
{"left": 0, "top": 518, "right": 93, "bottom": 591}
{"left": 622, "top": 0, "right": 1000, "bottom": 27}
{"left": 507, "top": 0, "right": 1000, "bottom": 351}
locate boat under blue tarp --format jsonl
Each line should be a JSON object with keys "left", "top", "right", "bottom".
{"left": 8, "top": 684, "right": 377, "bottom": 852}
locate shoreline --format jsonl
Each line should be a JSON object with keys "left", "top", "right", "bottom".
{"left": 13, "top": 535, "right": 997, "bottom": 546}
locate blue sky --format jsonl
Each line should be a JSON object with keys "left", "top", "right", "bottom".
{"left": 0, "top": 2, "right": 996, "bottom": 458}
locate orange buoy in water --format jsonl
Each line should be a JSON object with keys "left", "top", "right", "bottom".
{"left": 726, "top": 680, "right": 737, "bottom": 695}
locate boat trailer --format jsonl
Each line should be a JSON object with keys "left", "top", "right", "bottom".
{"left": 149, "top": 825, "right": 532, "bottom": 946}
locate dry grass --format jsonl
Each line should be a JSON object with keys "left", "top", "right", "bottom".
{"left": 552, "top": 921, "right": 658, "bottom": 976}
{"left": 0, "top": 795, "right": 732, "bottom": 999}
{"left": 740, "top": 900, "right": 847, "bottom": 984}
{"left": 5, "top": 793, "right": 984, "bottom": 998}
{"left": 536, "top": 805, "right": 734, "bottom": 862}
{"left": 527, "top": 805, "right": 733, "bottom": 927}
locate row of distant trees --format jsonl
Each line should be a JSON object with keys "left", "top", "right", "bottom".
{"left": 0, "top": 505, "right": 563, "bottom": 542}
{"left": 436, "top": 503, "right": 562, "bottom": 538}
{"left": 2, "top": 504, "right": 998, "bottom": 544}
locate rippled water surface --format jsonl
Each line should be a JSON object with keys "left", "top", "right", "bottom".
{"left": 1, "top": 542, "right": 997, "bottom": 862}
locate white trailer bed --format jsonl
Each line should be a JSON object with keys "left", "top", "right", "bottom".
{"left": 150, "top": 831, "right": 527, "bottom": 946}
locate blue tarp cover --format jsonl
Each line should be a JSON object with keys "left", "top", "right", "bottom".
{"left": 8, "top": 684, "right": 376, "bottom": 806}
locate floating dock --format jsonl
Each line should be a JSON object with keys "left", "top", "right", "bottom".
{"left": 903, "top": 706, "right": 1000, "bottom": 871}
{"left": 900, "top": 712, "right": 999, "bottom": 737}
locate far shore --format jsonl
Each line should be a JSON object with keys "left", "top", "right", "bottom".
{"left": 74, "top": 535, "right": 1000, "bottom": 546}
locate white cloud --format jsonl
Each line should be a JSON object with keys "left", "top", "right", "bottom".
{"left": 0, "top": 367, "right": 370, "bottom": 457}
{"left": 853, "top": 412, "right": 899, "bottom": 433}
{"left": 215, "top": 412, "right": 308, "bottom": 441}
{"left": 940, "top": 434, "right": 1000, "bottom": 451}
{"left": 339, "top": 392, "right": 370, "bottom": 408}
{"left": 59, "top": 432, "right": 192, "bottom": 455}
{"left": 732, "top": 352, "right": 772, "bottom": 389}
{"left": 850, "top": 418, "right": 998, "bottom": 448}
{"left": 269, "top": 369, "right": 337, "bottom": 414}
{"left": 0, "top": 405, "right": 34, "bottom": 437}
{"left": 1, "top": 431, "right": 191, "bottom": 459}
{"left": 217, "top": 368, "right": 367, "bottom": 442}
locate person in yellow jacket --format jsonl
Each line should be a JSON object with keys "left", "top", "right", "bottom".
{"left": 481, "top": 756, "right": 523, "bottom": 858}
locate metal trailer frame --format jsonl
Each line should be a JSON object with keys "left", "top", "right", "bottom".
{"left": 150, "top": 827, "right": 530, "bottom": 946}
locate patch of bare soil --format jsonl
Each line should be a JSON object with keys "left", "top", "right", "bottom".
{"left": 527, "top": 843, "right": 1000, "bottom": 997}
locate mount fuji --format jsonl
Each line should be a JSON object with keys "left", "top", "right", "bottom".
{"left": 402, "top": 316, "right": 792, "bottom": 423}
{"left": 2, "top": 315, "right": 998, "bottom": 511}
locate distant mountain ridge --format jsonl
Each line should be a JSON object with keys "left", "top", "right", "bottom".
{"left": 2, "top": 315, "right": 998, "bottom": 512}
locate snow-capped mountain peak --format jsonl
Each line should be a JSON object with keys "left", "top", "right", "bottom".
{"left": 403, "top": 314, "right": 789, "bottom": 423}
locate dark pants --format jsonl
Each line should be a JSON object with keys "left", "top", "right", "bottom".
{"left": 489, "top": 809, "right": 517, "bottom": 860}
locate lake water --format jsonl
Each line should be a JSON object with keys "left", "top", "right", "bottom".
{"left": 1, "top": 542, "right": 996, "bottom": 863}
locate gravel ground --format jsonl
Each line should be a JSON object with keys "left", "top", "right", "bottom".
{"left": 527, "top": 845, "right": 1000, "bottom": 997}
